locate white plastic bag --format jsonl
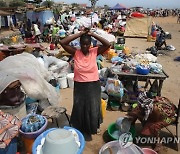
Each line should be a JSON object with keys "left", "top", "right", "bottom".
{"left": 105, "top": 78, "right": 124, "bottom": 98}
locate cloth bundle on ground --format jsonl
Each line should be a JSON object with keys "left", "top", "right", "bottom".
{"left": 0, "top": 110, "right": 21, "bottom": 148}
{"left": 0, "top": 53, "right": 60, "bottom": 105}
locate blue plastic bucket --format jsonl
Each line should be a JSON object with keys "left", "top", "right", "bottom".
{"left": 32, "top": 127, "right": 85, "bottom": 154}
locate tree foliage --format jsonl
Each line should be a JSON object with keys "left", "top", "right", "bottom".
{"left": 24, "top": 0, "right": 42, "bottom": 3}
{"left": 104, "top": 5, "right": 109, "bottom": 11}
{"left": 71, "top": 3, "right": 79, "bottom": 8}
{"left": 41, "top": 0, "right": 54, "bottom": 8}
{"left": 9, "top": 0, "right": 26, "bottom": 7}
{"left": 0, "top": 0, "right": 7, "bottom": 7}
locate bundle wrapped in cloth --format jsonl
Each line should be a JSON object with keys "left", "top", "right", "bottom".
{"left": 0, "top": 110, "right": 21, "bottom": 148}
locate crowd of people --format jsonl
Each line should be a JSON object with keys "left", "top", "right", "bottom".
{"left": 16, "top": 7, "right": 180, "bottom": 46}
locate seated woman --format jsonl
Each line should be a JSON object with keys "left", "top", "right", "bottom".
{"left": 127, "top": 92, "right": 177, "bottom": 152}
{"left": 0, "top": 80, "right": 25, "bottom": 107}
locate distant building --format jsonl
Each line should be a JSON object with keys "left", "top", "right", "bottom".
{"left": 79, "top": 4, "right": 87, "bottom": 9}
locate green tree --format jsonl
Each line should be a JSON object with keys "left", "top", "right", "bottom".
{"left": 41, "top": 0, "right": 54, "bottom": 8}
{"left": 24, "top": 0, "right": 42, "bottom": 4}
{"left": 34, "top": 0, "right": 42, "bottom": 3}
{"left": 0, "top": 0, "right": 7, "bottom": 7}
{"left": 71, "top": 3, "right": 79, "bottom": 8}
{"left": 104, "top": 5, "right": 109, "bottom": 11}
{"left": 9, "top": 0, "right": 25, "bottom": 7}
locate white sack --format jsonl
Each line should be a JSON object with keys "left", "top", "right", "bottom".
{"left": 42, "top": 55, "right": 70, "bottom": 76}
{"left": 94, "top": 28, "right": 116, "bottom": 43}
{"left": 0, "top": 53, "right": 60, "bottom": 105}
{"left": 74, "top": 13, "right": 99, "bottom": 28}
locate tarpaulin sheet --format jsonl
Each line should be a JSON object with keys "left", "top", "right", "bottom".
{"left": 124, "top": 17, "right": 152, "bottom": 38}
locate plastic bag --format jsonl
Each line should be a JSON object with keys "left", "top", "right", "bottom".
{"left": 105, "top": 78, "right": 124, "bottom": 98}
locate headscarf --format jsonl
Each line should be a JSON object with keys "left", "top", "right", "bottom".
{"left": 138, "top": 92, "right": 154, "bottom": 121}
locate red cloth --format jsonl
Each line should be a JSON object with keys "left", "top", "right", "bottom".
{"left": 131, "top": 12, "right": 145, "bottom": 18}
{"left": 25, "top": 37, "right": 36, "bottom": 43}
{"left": 50, "top": 43, "right": 55, "bottom": 50}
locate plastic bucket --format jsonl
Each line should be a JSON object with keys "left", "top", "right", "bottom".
{"left": 107, "top": 123, "right": 136, "bottom": 140}
{"left": 19, "top": 116, "right": 48, "bottom": 139}
{"left": 58, "top": 77, "right": 68, "bottom": 89}
{"left": 22, "top": 136, "right": 35, "bottom": 153}
{"left": 32, "top": 127, "right": 85, "bottom": 154}
{"left": 101, "top": 93, "right": 109, "bottom": 103}
{"left": 142, "top": 148, "right": 158, "bottom": 154}
{"left": 67, "top": 73, "right": 74, "bottom": 88}
{"left": 20, "top": 115, "right": 48, "bottom": 153}
{"left": 99, "top": 141, "right": 143, "bottom": 154}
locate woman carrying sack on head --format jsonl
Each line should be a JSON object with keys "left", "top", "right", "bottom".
{"left": 59, "top": 29, "right": 111, "bottom": 140}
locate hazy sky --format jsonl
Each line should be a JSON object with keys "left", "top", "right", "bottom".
{"left": 53, "top": 0, "right": 180, "bottom": 9}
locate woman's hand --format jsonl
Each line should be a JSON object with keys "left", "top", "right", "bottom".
{"left": 80, "top": 27, "right": 90, "bottom": 35}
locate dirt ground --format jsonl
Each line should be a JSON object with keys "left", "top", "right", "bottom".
{"left": 59, "top": 16, "right": 180, "bottom": 154}
{"left": 1, "top": 16, "right": 179, "bottom": 154}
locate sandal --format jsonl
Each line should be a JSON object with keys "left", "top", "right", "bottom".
{"left": 97, "top": 128, "right": 101, "bottom": 135}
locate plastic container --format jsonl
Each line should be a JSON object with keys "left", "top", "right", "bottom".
{"left": 101, "top": 99, "right": 107, "bottom": 118}
{"left": 116, "top": 50, "right": 123, "bottom": 55}
{"left": 67, "top": 73, "right": 74, "bottom": 88}
{"left": 123, "top": 47, "right": 130, "bottom": 56}
{"left": 58, "top": 76, "right": 68, "bottom": 89}
{"left": 19, "top": 115, "right": 48, "bottom": 139}
{"left": 116, "top": 117, "right": 131, "bottom": 134}
{"left": 107, "top": 123, "right": 136, "bottom": 140}
{"left": 99, "top": 140, "right": 143, "bottom": 154}
{"left": 20, "top": 115, "right": 48, "bottom": 153}
{"left": 142, "top": 148, "right": 158, "bottom": 154}
{"left": 22, "top": 136, "right": 35, "bottom": 153}
{"left": 114, "top": 44, "right": 124, "bottom": 50}
{"left": 11, "top": 36, "right": 17, "bottom": 43}
{"left": 109, "top": 101, "right": 120, "bottom": 111}
{"left": 117, "top": 37, "right": 125, "bottom": 44}
{"left": 121, "top": 102, "right": 131, "bottom": 112}
{"left": 107, "top": 49, "right": 116, "bottom": 60}
{"left": 32, "top": 127, "right": 85, "bottom": 154}
{"left": 0, "top": 137, "right": 17, "bottom": 154}
{"left": 25, "top": 97, "right": 37, "bottom": 104}
{"left": 136, "top": 65, "right": 150, "bottom": 75}
{"left": 101, "top": 93, "right": 109, "bottom": 103}
{"left": 42, "top": 129, "right": 79, "bottom": 154}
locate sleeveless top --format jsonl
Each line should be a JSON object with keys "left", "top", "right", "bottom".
{"left": 74, "top": 47, "right": 99, "bottom": 82}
